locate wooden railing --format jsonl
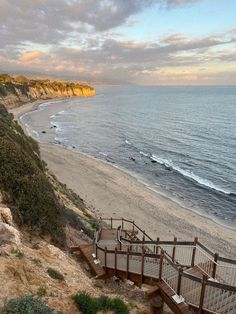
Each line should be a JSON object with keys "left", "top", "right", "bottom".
{"left": 98, "top": 217, "right": 236, "bottom": 285}
{"left": 95, "top": 217, "right": 236, "bottom": 313}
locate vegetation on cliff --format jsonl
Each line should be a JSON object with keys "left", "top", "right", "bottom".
{"left": 0, "top": 73, "right": 94, "bottom": 92}
{"left": 2, "top": 295, "right": 56, "bottom": 314}
{"left": 72, "top": 292, "right": 129, "bottom": 314}
{"left": 0, "top": 104, "right": 63, "bottom": 237}
{"left": 0, "top": 104, "right": 96, "bottom": 242}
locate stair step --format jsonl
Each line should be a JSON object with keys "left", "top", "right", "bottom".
{"left": 72, "top": 244, "right": 106, "bottom": 278}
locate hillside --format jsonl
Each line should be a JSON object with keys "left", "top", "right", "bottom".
{"left": 0, "top": 73, "right": 95, "bottom": 109}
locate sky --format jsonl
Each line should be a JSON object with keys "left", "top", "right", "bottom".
{"left": 0, "top": 0, "right": 236, "bottom": 85}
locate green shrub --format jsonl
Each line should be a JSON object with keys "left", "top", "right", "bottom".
{"left": 10, "top": 249, "right": 24, "bottom": 259}
{"left": 72, "top": 292, "right": 98, "bottom": 314}
{"left": 2, "top": 295, "right": 55, "bottom": 314}
{"left": 15, "top": 251, "right": 24, "bottom": 259}
{"left": 110, "top": 297, "right": 129, "bottom": 314}
{"left": 36, "top": 286, "right": 47, "bottom": 297}
{"left": 72, "top": 292, "right": 129, "bottom": 314}
{"left": 47, "top": 267, "right": 64, "bottom": 281}
{"left": 96, "top": 295, "right": 111, "bottom": 310}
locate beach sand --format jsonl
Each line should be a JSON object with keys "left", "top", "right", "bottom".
{"left": 11, "top": 100, "right": 236, "bottom": 258}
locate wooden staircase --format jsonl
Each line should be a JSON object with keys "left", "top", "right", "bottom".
{"left": 71, "top": 218, "right": 236, "bottom": 314}
{"left": 71, "top": 244, "right": 105, "bottom": 279}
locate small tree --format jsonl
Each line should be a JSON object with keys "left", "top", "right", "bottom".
{"left": 15, "top": 75, "right": 29, "bottom": 84}
{"left": 0, "top": 73, "right": 13, "bottom": 83}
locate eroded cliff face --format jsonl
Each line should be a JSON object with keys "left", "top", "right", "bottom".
{"left": 0, "top": 81, "right": 96, "bottom": 109}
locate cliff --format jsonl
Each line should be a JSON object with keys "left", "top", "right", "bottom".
{"left": 0, "top": 74, "right": 96, "bottom": 109}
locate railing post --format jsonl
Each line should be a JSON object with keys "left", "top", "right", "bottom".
{"left": 212, "top": 253, "right": 218, "bottom": 279}
{"left": 191, "top": 237, "right": 198, "bottom": 267}
{"left": 132, "top": 220, "right": 135, "bottom": 233}
{"left": 159, "top": 249, "right": 164, "bottom": 281}
{"left": 177, "top": 268, "right": 183, "bottom": 296}
{"left": 140, "top": 251, "right": 145, "bottom": 286}
{"left": 95, "top": 243, "right": 98, "bottom": 259}
{"left": 126, "top": 247, "right": 130, "bottom": 279}
{"left": 198, "top": 274, "right": 208, "bottom": 313}
{"left": 105, "top": 247, "right": 107, "bottom": 275}
{"left": 115, "top": 247, "right": 117, "bottom": 276}
{"left": 111, "top": 217, "right": 113, "bottom": 229}
{"left": 155, "top": 237, "right": 159, "bottom": 254}
{"left": 122, "top": 217, "right": 124, "bottom": 229}
{"left": 172, "top": 237, "right": 177, "bottom": 261}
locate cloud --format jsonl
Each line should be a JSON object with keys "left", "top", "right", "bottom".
{"left": 20, "top": 51, "right": 46, "bottom": 63}
{"left": 0, "top": 0, "right": 235, "bottom": 85}
{"left": 0, "top": 0, "right": 201, "bottom": 50}
{"left": 160, "top": 0, "right": 199, "bottom": 8}
{"left": 1, "top": 29, "right": 234, "bottom": 85}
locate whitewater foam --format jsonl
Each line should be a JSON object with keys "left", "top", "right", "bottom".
{"left": 125, "top": 140, "right": 131, "bottom": 145}
{"left": 150, "top": 154, "right": 232, "bottom": 195}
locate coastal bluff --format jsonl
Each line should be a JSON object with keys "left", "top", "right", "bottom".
{"left": 0, "top": 73, "right": 95, "bottom": 109}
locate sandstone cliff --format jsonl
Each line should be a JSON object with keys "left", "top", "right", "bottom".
{"left": 0, "top": 75, "right": 95, "bottom": 109}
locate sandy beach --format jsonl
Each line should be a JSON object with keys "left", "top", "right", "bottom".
{"left": 11, "top": 100, "right": 236, "bottom": 258}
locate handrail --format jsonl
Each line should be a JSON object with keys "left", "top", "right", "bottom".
{"left": 196, "top": 241, "right": 215, "bottom": 257}
{"left": 120, "top": 236, "right": 194, "bottom": 246}
{"left": 99, "top": 217, "right": 236, "bottom": 267}
{"left": 96, "top": 218, "right": 236, "bottom": 290}
{"left": 96, "top": 238, "right": 236, "bottom": 314}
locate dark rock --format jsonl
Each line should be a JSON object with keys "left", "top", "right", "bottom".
{"left": 41, "top": 130, "right": 46, "bottom": 134}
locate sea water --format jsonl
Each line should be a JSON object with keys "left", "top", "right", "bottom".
{"left": 21, "top": 86, "right": 236, "bottom": 228}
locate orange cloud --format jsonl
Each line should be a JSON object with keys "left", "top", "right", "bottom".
{"left": 20, "top": 50, "right": 45, "bottom": 63}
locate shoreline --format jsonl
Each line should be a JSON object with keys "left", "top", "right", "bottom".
{"left": 11, "top": 99, "right": 236, "bottom": 258}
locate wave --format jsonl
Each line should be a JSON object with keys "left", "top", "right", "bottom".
{"left": 125, "top": 140, "right": 131, "bottom": 145}
{"left": 149, "top": 154, "right": 234, "bottom": 196}
{"left": 99, "top": 152, "right": 108, "bottom": 157}
{"left": 58, "top": 110, "right": 66, "bottom": 115}
{"left": 140, "top": 151, "right": 149, "bottom": 157}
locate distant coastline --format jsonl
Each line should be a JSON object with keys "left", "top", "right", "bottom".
{"left": 0, "top": 73, "right": 95, "bottom": 109}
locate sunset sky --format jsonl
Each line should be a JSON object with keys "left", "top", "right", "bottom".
{"left": 0, "top": 0, "right": 236, "bottom": 85}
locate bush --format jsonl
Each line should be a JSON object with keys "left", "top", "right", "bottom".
{"left": 47, "top": 267, "right": 64, "bottom": 281}
{"left": 36, "top": 286, "right": 47, "bottom": 297}
{"left": 72, "top": 292, "right": 129, "bottom": 314}
{"left": 72, "top": 293, "right": 98, "bottom": 314}
{"left": 2, "top": 295, "right": 55, "bottom": 314}
{"left": 110, "top": 297, "right": 129, "bottom": 314}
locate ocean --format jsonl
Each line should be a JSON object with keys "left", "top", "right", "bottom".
{"left": 21, "top": 86, "right": 236, "bottom": 228}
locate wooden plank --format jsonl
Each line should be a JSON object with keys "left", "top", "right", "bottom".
{"left": 145, "top": 286, "right": 160, "bottom": 300}
{"left": 157, "top": 282, "right": 190, "bottom": 314}
{"left": 76, "top": 244, "right": 106, "bottom": 279}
